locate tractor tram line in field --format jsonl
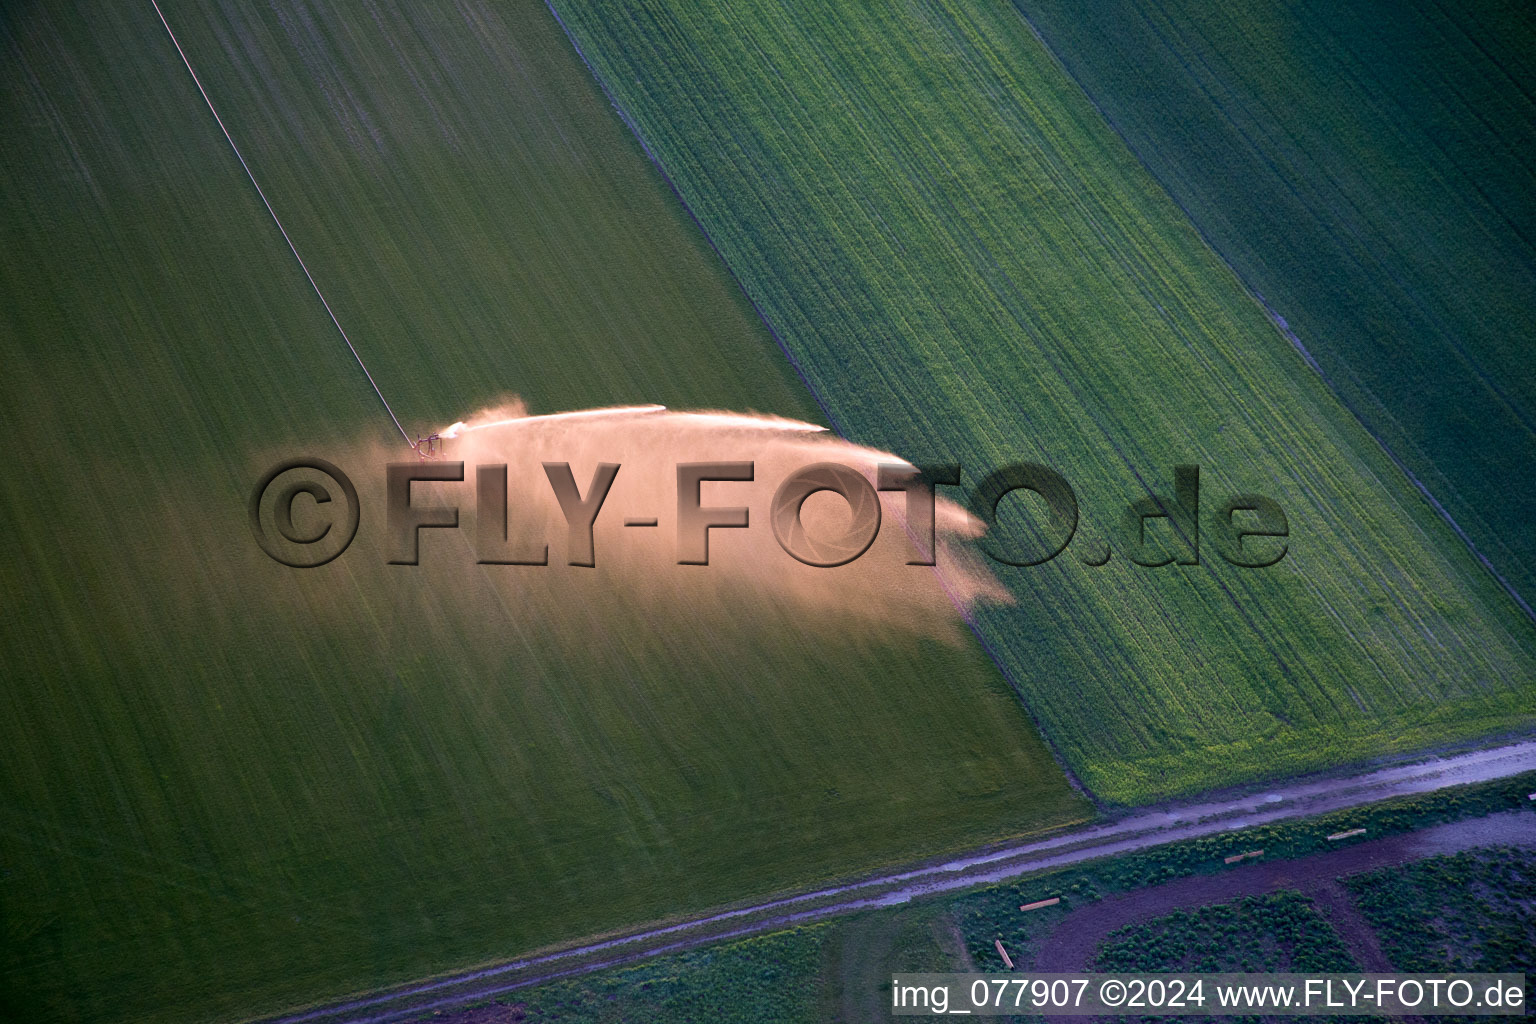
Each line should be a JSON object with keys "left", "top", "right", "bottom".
{"left": 149, "top": 0, "right": 414, "bottom": 451}
{"left": 150, "top": 0, "right": 547, "bottom": 599}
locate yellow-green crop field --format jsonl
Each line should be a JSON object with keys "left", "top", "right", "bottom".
{"left": 0, "top": 2, "right": 1085, "bottom": 1021}
{"left": 548, "top": 0, "right": 1536, "bottom": 801}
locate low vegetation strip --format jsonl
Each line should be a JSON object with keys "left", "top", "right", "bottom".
{"left": 548, "top": 0, "right": 1536, "bottom": 803}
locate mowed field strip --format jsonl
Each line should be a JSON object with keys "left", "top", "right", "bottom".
{"left": 0, "top": 2, "right": 1086, "bottom": 1022}
{"left": 548, "top": 0, "right": 1536, "bottom": 802}
{"left": 1016, "top": 0, "right": 1536, "bottom": 611}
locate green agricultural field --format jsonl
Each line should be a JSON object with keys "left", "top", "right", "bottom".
{"left": 1015, "top": 0, "right": 1536, "bottom": 608}
{"left": 550, "top": 0, "right": 1536, "bottom": 803}
{"left": 0, "top": 2, "right": 1086, "bottom": 1021}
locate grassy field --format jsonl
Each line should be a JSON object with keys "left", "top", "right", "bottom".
{"left": 1015, "top": 0, "right": 1536, "bottom": 607}
{"left": 1345, "top": 847, "right": 1536, "bottom": 975}
{"left": 0, "top": 2, "right": 1087, "bottom": 1021}
{"left": 549, "top": 0, "right": 1536, "bottom": 802}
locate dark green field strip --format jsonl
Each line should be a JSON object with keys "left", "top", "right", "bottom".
{"left": 1012, "top": 0, "right": 1536, "bottom": 608}
{"left": 0, "top": 2, "right": 1086, "bottom": 1021}
{"left": 548, "top": 0, "right": 1536, "bottom": 803}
